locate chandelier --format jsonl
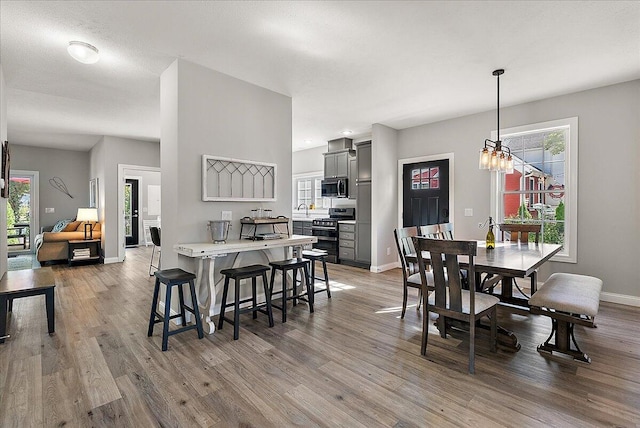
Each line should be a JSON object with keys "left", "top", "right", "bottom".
{"left": 479, "top": 69, "right": 514, "bottom": 174}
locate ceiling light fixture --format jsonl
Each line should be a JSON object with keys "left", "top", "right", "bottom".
{"left": 67, "top": 41, "right": 100, "bottom": 64}
{"left": 341, "top": 130, "right": 352, "bottom": 136}
{"left": 479, "top": 69, "right": 513, "bottom": 174}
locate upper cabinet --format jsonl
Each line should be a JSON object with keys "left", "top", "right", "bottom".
{"left": 356, "top": 141, "right": 372, "bottom": 181}
{"left": 324, "top": 151, "right": 352, "bottom": 178}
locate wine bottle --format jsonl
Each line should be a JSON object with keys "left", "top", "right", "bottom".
{"left": 486, "top": 217, "right": 495, "bottom": 249}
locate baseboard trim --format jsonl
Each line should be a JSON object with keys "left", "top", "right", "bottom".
{"left": 371, "top": 261, "right": 400, "bottom": 273}
{"left": 600, "top": 292, "right": 640, "bottom": 308}
{"left": 103, "top": 257, "right": 120, "bottom": 264}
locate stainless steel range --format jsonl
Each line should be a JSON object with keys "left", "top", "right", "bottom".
{"left": 311, "top": 208, "right": 355, "bottom": 263}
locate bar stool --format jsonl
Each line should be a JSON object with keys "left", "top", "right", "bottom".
{"left": 269, "top": 258, "right": 313, "bottom": 323}
{"left": 217, "top": 264, "right": 274, "bottom": 340}
{"left": 148, "top": 268, "right": 204, "bottom": 351}
{"left": 301, "top": 249, "right": 331, "bottom": 298}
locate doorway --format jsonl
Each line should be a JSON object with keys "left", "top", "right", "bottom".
{"left": 125, "top": 178, "right": 139, "bottom": 246}
{"left": 398, "top": 153, "right": 454, "bottom": 229}
{"left": 6, "top": 170, "right": 39, "bottom": 256}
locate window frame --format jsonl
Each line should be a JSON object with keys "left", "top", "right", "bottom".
{"left": 490, "top": 117, "right": 578, "bottom": 263}
{"left": 292, "top": 171, "right": 331, "bottom": 211}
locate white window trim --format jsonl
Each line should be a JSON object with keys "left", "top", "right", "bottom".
{"left": 292, "top": 171, "right": 330, "bottom": 214}
{"left": 490, "top": 117, "right": 578, "bottom": 263}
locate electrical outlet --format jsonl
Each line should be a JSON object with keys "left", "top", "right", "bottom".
{"left": 387, "top": 247, "right": 391, "bottom": 256}
{"left": 221, "top": 210, "right": 232, "bottom": 220}
{"left": 464, "top": 208, "right": 473, "bottom": 217}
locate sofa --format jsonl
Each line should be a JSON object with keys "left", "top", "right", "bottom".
{"left": 35, "top": 220, "right": 102, "bottom": 263}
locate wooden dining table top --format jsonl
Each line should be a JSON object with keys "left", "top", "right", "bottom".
{"left": 410, "top": 241, "right": 563, "bottom": 278}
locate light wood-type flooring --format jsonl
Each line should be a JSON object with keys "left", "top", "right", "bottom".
{"left": 1, "top": 246, "right": 639, "bottom": 427}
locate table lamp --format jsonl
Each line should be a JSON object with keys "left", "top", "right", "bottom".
{"left": 76, "top": 207, "right": 98, "bottom": 240}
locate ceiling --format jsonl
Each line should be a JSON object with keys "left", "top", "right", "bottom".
{"left": 1, "top": 1, "right": 639, "bottom": 152}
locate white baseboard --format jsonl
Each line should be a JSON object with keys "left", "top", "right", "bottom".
{"left": 371, "top": 261, "right": 400, "bottom": 273}
{"left": 103, "top": 257, "right": 120, "bottom": 264}
{"left": 600, "top": 292, "right": 640, "bottom": 308}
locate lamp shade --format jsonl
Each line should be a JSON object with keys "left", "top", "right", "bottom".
{"left": 77, "top": 207, "right": 98, "bottom": 222}
{"left": 68, "top": 41, "right": 100, "bottom": 64}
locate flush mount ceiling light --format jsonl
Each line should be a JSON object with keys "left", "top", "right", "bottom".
{"left": 67, "top": 41, "right": 100, "bottom": 64}
{"left": 479, "top": 69, "right": 514, "bottom": 174}
{"left": 341, "top": 130, "right": 353, "bottom": 136}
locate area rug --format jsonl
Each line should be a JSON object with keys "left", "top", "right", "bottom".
{"left": 7, "top": 255, "right": 39, "bottom": 271}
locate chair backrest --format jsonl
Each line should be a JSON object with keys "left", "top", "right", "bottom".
{"left": 419, "top": 224, "right": 441, "bottom": 239}
{"left": 150, "top": 226, "right": 161, "bottom": 246}
{"left": 413, "top": 237, "right": 477, "bottom": 313}
{"left": 437, "top": 223, "right": 454, "bottom": 240}
{"left": 393, "top": 227, "right": 419, "bottom": 274}
{"left": 499, "top": 223, "right": 540, "bottom": 244}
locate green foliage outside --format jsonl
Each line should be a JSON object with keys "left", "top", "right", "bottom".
{"left": 6, "top": 203, "right": 19, "bottom": 246}
{"left": 543, "top": 131, "right": 565, "bottom": 155}
{"left": 503, "top": 201, "right": 564, "bottom": 245}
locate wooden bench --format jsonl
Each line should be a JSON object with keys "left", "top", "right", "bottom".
{"left": 528, "top": 273, "right": 602, "bottom": 363}
{"left": 0, "top": 267, "right": 56, "bottom": 343}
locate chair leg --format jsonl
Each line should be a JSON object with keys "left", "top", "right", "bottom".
{"left": 233, "top": 279, "right": 240, "bottom": 340}
{"left": 469, "top": 314, "right": 476, "bottom": 375}
{"left": 252, "top": 276, "right": 258, "bottom": 320}
{"left": 281, "top": 271, "right": 287, "bottom": 323}
{"left": 401, "top": 283, "right": 408, "bottom": 319}
{"left": 177, "top": 283, "right": 187, "bottom": 327}
{"left": 218, "top": 276, "right": 231, "bottom": 331}
{"left": 322, "top": 260, "right": 331, "bottom": 298}
{"left": 147, "top": 278, "right": 161, "bottom": 337}
{"left": 161, "top": 284, "right": 172, "bottom": 351}
{"left": 304, "top": 263, "right": 313, "bottom": 312}
{"left": 262, "top": 272, "right": 274, "bottom": 327}
{"left": 149, "top": 246, "right": 156, "bottom": 276}
{"left": 421, "top": 307, "right": 429, "bottom": 356}
{"left": 188, "top": 280, "right": 204, "bottom": 338}
{"left": 530, "top": 270, "right": 538, "bottom": 294}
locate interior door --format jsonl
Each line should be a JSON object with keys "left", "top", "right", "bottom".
{"left": 125, "top": 178, "right": 139, "bottom": 246}
{"left": 402, "top": 159, "right": 449, "bottom": 227}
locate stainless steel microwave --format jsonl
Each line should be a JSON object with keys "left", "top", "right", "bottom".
{"left": 321, "top": 178, "right": 348, "bottom": 198}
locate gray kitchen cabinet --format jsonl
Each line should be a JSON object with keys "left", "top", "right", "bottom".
{"left": 354, "top": 140, "right": 372, "bottom": 266}
{"left": 338, "top": 222, "right": 356, "bottom": 262}
{"left": 323, "top": 150, "right": 352, "bottom": 178}
{"left": 292, "top": 220, "right": 313, "bottom": 236}
{"left": 348, "top": 156, "right": 357, "bottom": 199}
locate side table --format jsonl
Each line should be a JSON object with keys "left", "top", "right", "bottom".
{"left": 68, "top": 239, "right": 102, "bottom": 266}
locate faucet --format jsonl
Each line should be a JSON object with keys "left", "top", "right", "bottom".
{"left": 296, "top": 203, "right": 309, "bottom": 217}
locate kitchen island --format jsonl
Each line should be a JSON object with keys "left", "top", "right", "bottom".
{"left": 174, "top": 235, "right": 317, "bottom": 334}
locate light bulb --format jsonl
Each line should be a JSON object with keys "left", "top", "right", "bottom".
{"left": 479, "top": 148, "right": 490, "bottom": 169}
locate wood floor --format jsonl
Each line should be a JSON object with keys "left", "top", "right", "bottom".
{"left": 1, "top": 246, "right": 639, "bottom": 427}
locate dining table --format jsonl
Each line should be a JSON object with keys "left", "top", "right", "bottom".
{"left": 413, "top": 240, "right": 563, "bottom": 350}
{"left": 174, "top": 235, "right": 317, "bottom": 334}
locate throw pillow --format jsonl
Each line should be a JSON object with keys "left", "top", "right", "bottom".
{"left": 51, "top": 219, "right": 73, "bottom": 232}
{"left": 63, "top": 221, "right": 82, "bottom": 232}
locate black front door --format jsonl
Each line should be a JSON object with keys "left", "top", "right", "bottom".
{"left": 125, "top": 178, "right": 139, "bottom": 246}
{"left": 402, "top": 159, "right": 449, "bottom": 227}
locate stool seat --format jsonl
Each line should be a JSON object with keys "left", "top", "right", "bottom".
{"left": 148, "top": 268, "right": 203, "bottom": 351}
{"left": 220, "top": 264, "right": 270, "bottom": 279}
{"left": 269, "top": 258, "right": 310, "bottom": 269}
{"left": 301, "top": 250, "right": 328, "bottom": 259}
{"left": 218, "top": 264, "right": 273, "bottom": 340}
{"left": 154, "top": 268, "right": 196, "bottom": 283}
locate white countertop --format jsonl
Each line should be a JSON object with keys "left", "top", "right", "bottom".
{"left": 338, "top": 220, "right": 356, "bottom": 224}
{"left": 174, "top": 235, "right": 317, "bottom": 258}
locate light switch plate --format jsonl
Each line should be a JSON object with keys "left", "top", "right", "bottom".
{"left": 464, "top": 208, "right": 473, "bottom": 217}
{"left": 221, "top": 210, "right": 232, "bottom": 220}
{"left": 45, "top": 207, "right": 55, "bottom": 213}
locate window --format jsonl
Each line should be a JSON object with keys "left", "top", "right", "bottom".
{"left": 492, "top": 117, "right": 578, "bottom": 263}
{"left": 293, "top": 173, "right": 330, "bottom": 209}
{"left": 411, "top": 167, "right": 440, "bottom": 190}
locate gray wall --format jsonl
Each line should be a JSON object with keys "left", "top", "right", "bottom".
{"left": 90, "top": 136, "right": 160, "bottom": 261}
{"left": 292, "top": 146, "right": 325, "bottom": 175}
{"left": 397, "top": 79, "right": 640, "bottom": 301}
{"left": 11, "top": 145, "right": 90, "bottom": 228}
{"left": 371, "top": 123, "right": 399, "bottom": 271}
{"left": 161, "top": 59, "right": 292, "bottom": 269}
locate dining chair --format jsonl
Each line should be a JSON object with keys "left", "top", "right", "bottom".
{"left": 437, "top": 223, "right": 455, "bottom": 240}
{"left": 393, "top": 227, "right": 429, "bottom": 319}
{"left": 412, "top": 237, "right": 499, "bottom": 374}
{"left": 419, "top": 224, "right": 441, "bottom": 239}
{"left": 149, "top": 226, "right": 161, "bottom": 276}
{"left": 499, "top": 223, "right": 541, "bottom": 294}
